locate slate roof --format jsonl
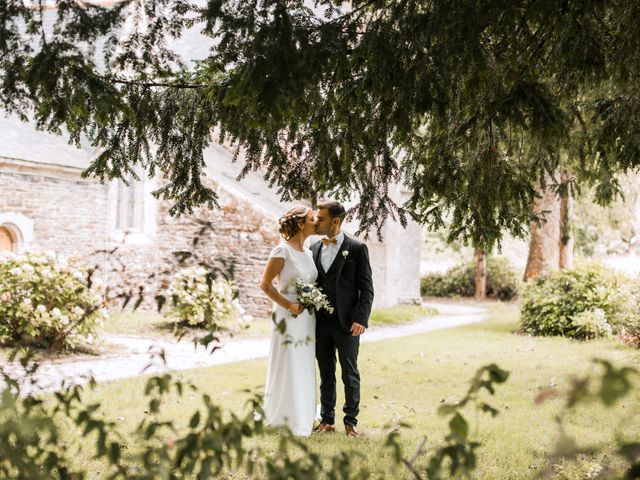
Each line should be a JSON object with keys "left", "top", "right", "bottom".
{"left": 203, "top": 143, "right": 304, "bottom": 218}
{"left": 0, "top": 114, "right": 95, "bottom": 169}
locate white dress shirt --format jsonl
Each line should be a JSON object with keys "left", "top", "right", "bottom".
{"left": 320, "top": 231, "right": 345, "bottom": 272}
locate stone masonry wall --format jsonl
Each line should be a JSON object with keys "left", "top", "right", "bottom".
{"left": 0, "top": 170, "right": 109, "bottom": 255}
{"left": 96, "top": 187, "right": 280, "bottom": 319}
{"left": 0, "top": 165, "right": 281, "bottom": 320}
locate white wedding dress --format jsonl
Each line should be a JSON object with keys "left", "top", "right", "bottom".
{"left": 264, "top": 242, "right": 317, "bottom": 436}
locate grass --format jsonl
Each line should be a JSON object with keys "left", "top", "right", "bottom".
{"left": 0, "top": 304, "right": 436, "bottom": 369}
{"left": 47, "top": 304, "right": 640, "bottom": 479}
{"left": 0, "top": 304, "right": 437, "bottom": 365}
{"left": 102, "top": 311, "right": 174, "bottom": 337}
{"left": 105, "top": 310, "right": 274, "bottom": 340}
{"left": 369, "top": 304, "right": 437, "bottom": 326}
{"left": 104, "top": 303, "right": 439, "bottom": 340}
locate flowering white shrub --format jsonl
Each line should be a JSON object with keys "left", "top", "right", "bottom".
{"left": 163, "top": 266, "right": 246, "bottom": 329}
{"left": 0, "top": 251, "right": 107, "bottom": 350}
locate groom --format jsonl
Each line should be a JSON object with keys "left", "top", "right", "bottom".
{"left": 311, "top": 201, "right": 374, "bottom": 438}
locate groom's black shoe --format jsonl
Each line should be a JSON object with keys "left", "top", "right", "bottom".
{"left": 313, "top": 423, "right": 336, "bottom": 433}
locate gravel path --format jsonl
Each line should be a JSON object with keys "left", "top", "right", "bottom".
{"left": 1, "top": 302, "right": 487, "bottom": 394}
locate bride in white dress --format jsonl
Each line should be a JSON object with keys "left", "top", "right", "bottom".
{"left": 259, "top": 206, "right": 318, "bottom": 436}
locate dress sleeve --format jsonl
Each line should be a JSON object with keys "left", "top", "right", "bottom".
{"left": 269, "top": 243, "right": 286, "bottom": 259}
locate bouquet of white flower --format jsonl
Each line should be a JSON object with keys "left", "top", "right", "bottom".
{"left": 291, "top": 278, "right": 334, "bottom": 315}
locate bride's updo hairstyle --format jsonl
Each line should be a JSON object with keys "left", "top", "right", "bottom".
{"left": 278, "top": 206, "right": 310, "bottom": 240}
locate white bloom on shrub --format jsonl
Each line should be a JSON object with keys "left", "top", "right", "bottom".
{"left": 22, "top": 264, "right": 35, "bottom": 273}
{"left": 0, "top": 250, "right": 103, "bottom": 350}
{"left": 0, "top": 251, "right": 16, "bottom": 262}
{"left": 41, "top": 267, "right": 54, "bottom": 279}
{"left": 163, "top": 268, "right": 238, "bottom": 329}
{"left": 44, "top": 250, "right": 56, "bottom": 259}
{"left": 28, "top": 253, "right": 45, "bottom": 264}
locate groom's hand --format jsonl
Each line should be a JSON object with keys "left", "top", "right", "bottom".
{"left": 350, "top": 322, "right": 366, "bottom": 336}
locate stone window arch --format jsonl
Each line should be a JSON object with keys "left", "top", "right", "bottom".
{"left": 108, "top": 169, "right": 156, "bottom": 244}
{"left": 116, "top": 171, "right": 145, "bottom": 232}
{"left": 0, "top": 212, "right": 34, "bottom": 252}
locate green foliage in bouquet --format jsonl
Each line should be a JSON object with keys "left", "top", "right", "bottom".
{"left": 0, "top": 251, "right": 107, "bottom": 350}
{"left": 161, "top": 266, "right": 243, "bottom": 331}
{"left": 291, "top": 278, "right": 334, "bottom": 315}
{"left": 421, "top": 257, "right": 519, "bottom": 300}
{"left": 520, "top": 264, "right": 640, "bottom": 340}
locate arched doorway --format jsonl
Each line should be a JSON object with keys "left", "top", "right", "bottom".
{"left": 0, "top": 226, "right": 13, "bottom": 252}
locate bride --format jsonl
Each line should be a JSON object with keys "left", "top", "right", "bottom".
{"left": 259, "top": 206, "right": 318, "bottom": 436}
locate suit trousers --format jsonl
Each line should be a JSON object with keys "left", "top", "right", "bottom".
{"left": 315, "top": 312, "right": 360, "bottom": 426}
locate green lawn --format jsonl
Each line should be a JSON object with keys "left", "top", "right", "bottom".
{"left": 0, "top": 305, "right": 437, "bottom": 363}
{"left": 102, "top": 311, "right": 175, "bottom": 337}
{"left": 54, "top": 304, "right": 640, "bottom": 479}
{"left": 369, "top": 304, "right": 437, "bottom": 326}
{"left": 104, "top": 304, "right": 437, "bottom": 339}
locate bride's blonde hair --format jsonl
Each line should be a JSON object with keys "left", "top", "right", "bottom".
{"left": 278, "top": 206, "right": 310, "bottom": 240}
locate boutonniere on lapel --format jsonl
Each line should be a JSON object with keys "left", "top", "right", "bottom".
{"left": 342, "top": 250, "right": 349, "bottom": 258}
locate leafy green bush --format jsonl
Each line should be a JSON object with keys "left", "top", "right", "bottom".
{"left": 162, "top": 266, "right": 245, "bottom": 329}
{"left": 520, "top": 263, "right": 640, "bottom": 340}
{"left": 420, "top": 257, "right": 519, "bottom": 300}
{"left": 0, "top": 251, "right": 107, "bottom": 350}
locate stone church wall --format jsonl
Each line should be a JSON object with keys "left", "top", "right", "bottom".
{"left": 0, "top": 162, "right": 280, "bottom": 319}
{"left": 0, "top": 168, "right": 109, "bottom": 255}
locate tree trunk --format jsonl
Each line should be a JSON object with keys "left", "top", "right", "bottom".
{"left": 523, "top": 175, "right": 561, "bottom": 281}
{"left": 559, "top": 170, "right": 574, "bottom": 269}
{"left": 475, "top": 248, "right": 487, "bottom": 300}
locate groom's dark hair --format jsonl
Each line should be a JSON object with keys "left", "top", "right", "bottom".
{"left": 317, "top": 200, "right": 346, "bottom": 223}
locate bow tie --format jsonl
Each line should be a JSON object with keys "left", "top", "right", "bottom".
{"left": 322, "top": 237, "right": 338, "bottom": 246}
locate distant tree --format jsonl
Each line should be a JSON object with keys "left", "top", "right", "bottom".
{"left": 558, "top": 168, "right": 575, "bottom": 269}
{"left": 523, "top": 174, "right": 560, "bottom": 281}
{"left": 474, "top": 248, "right": 487, "bottom": 300}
